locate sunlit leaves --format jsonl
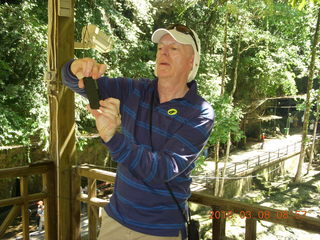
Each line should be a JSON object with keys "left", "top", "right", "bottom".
{"left": 0, "top": 1, "right": 49, "bottom": 146}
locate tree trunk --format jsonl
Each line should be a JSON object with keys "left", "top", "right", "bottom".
{"left": 294, "top": 7, "right": 320, "bottom": 182}
{"left": 221, "top": 12, "right": 229, "bottom": 96}
{"left": 218, "top": 132, "right": 231, "bottom": 197}
{"left": 308, "top": 93, "right": 320, "bottom": 173}
{"left": 214, "top": 142, "right": 220, "bottom": 196}
{"left": 213, "top": 11, "right": 229, "bottom": 196}
{"left": 230, "top": 26, "right": 242, "bottom": 97}
{"left": 219, "top": 16, "right": 241, "bottom": 197}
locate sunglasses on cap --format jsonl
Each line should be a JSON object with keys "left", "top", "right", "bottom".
{"left": 167, "top": 24, "right": 199, "bottom": 52}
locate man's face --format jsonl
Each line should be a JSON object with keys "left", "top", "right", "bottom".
{"left": 156, "top": 34, "right": 194, "bottom": 81}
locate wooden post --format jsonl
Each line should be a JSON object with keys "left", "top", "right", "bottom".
{"left": 212, "top": 206, "right": 226, "bottom": 240}
{"left": 47, "top": 0, "right": 75, "bottom": 239}
{"left": 43, "top": 161, "right": 57, "bottom": 240}
{"left": 245, "top": 218, "right": 257, "bottom": 240}
{"left": 20, "top": 177, "right": 30, "bottom": 239}
{"left": 71, "top": 166, "right": 81, "bottom": 240}
{"left": 88, "top": 178, "right": 98, "bottom": 239}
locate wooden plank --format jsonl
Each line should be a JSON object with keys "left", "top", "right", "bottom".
{"left": 20, "top": 176, "right": 30, "bottom": 240}
{"left": 0, "top": 205, "right": 20, "bottom": 237}
{"left": 189, "top": 192, "right": 320, "bottom": 234}
{"left": 245, "top": 218, "right": 257, "bottom": 240}
{"left": 47, "top": 0, "right": 75, "bottom": 239}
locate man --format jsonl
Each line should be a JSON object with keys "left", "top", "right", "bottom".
{"left": 62, "top": 24, "right": 214, "bottom": 240}
{"left": 36, "top": 200, "right": 44, "bottom": 232}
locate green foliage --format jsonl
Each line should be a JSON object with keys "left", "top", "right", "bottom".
{"left": 208, "top": 95, "right": 244, "bottom": 145}
{"left": 0, "top": 1, "right": 49, "bottom": 147}
{"left": 0, "top": 0, "right": 319, "bottom": 152}
{"left": 73, "top": 0, "right": 156, "bottom": 138}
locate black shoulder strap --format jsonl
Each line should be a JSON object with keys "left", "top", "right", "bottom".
{"left": 165, "top": 181, "right": 189, "bottom": 224}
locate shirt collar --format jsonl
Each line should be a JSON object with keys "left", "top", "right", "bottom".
{"left": 153, "top": 79, "right": 197, "bottom": 104}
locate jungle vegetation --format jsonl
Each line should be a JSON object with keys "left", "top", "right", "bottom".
{"left": 0, "top": 0, "right": 319, "bottom": 183}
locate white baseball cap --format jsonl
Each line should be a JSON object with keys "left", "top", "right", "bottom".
{"left": 151, "top": 24, "right": 201, "bottom": 82}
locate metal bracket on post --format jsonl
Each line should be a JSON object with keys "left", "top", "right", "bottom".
{"left": 58, "top": 0, "right": 72, "bottom": 17}
{"left": 45, "top": 71, "right": 59, "bottom": 96}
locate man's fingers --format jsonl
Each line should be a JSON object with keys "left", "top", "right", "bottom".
{"left": 71, "top": 58, "right": 106, "bottom": 80}
{"left": 99, "top": 98, "right": 121, "bottom": 114}
{"left": 87, "top": 105, "right": 101, "bottom": 118}
{"left": 78, "top": 79, "right": 84, "bottom": 89}
{"left": 99, "top": 107, "right": 119, "bottom": 118}
{"left": 98, "top": 64, "right": 107, "bottom": 77}
{"left": 84, "top": 60, "right": 95, "bottom": 77}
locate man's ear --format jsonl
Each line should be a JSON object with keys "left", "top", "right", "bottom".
{"left": 189, "top": 55, "right": 195, "bottom": 71}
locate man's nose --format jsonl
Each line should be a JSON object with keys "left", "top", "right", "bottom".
{"left": 160, "top": 47, "right": 169, "bottom": 55}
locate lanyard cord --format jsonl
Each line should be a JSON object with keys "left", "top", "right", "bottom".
{"left": 149, "top": 89, "right": 155, "bottom": 151}
{"left": 149, "top": 85, "right": 189, "bottom": 224}
{"left": 165, "top": 182, "right": 189, "bottom": 224}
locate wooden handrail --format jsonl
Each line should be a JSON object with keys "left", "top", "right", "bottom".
{"left": 190, "top": 192, "right": 320, "bottom": 234}
{"left": 0, "top": 161, "right": 56, "bottom": 240}
{"left": 74, "top": 164, "right": 320, "bottom": 240}
{"left": 0, "top": 161, "right": 54, "bottom": 178}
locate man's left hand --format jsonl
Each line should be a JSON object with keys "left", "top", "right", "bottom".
{"left": 88, "top": 98, "right": 121, "bottom": 142}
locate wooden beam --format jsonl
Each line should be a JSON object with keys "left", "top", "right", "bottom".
{"left": 0, "top": 161, "right": 53, "bottom": 178}
{"left": 189, "top": 192, "right": 320, "bottom": 234}
{"left": 77, "top": 166, "right": 116, "bottom": 183}
{"left": 0, "top": 193, "right": 47, "bottom": 207}
{"left": 47, "top": 0, "right": 75, "bottom": 239}
{"left": 0, "top": 205, "right": 20, "bottom": 237}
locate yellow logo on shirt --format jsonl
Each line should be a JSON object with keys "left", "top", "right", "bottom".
{"left": 167, "top": 108, "right": 178, "bottom": 115}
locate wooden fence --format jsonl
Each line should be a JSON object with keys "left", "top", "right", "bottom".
{"left": 0, "top": 161, "right": 56, "bottom": 240}
{"left": 72, "top": 164, "right": 320, "bottom": 240}
{"left": 1, "top": 162, "right": 319, "bottom": 239}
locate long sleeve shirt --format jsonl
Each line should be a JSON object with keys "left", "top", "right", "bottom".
{"left": 62, "top": 60, "right": 214, "bottom": 237}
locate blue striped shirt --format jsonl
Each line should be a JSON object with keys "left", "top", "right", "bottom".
{"left": 62, "top": 60, "right": 214, "bottom": 238}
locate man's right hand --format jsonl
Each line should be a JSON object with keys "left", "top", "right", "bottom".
{"left": 70, "top": 58, "right": 107, "bottom": 88}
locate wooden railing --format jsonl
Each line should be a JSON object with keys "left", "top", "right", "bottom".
{"left": 0, "top": 161, "right": 56, "bottom": 240}
{"left": 72, "top": 164, "right": 320, "bottom": 240}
